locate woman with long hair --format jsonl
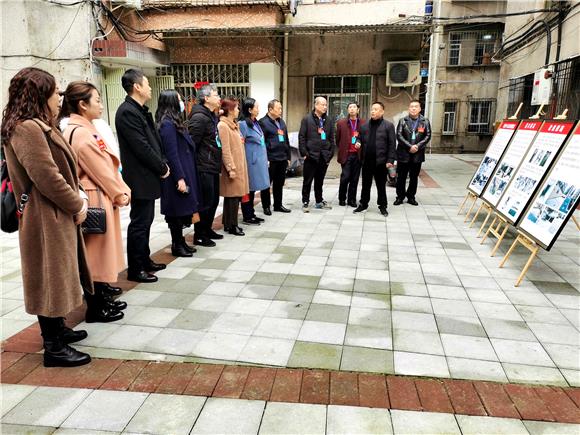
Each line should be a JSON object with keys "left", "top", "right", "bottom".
{"left": 61, "top": 81, "right": 129, "bottom": 322}
{"left": 218, "top": 98, "right": 249, "bottom": 236}
{"left": 155, "top": 89, "right": 200, "bottom": 256}
{"left": 239, "top": 98, "right": 270, "bottom": 225}
{"left": 1, "top": 68, "right": 91, "bottom": 367}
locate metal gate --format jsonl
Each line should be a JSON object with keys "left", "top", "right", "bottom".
{"left": 157, "top": 64, "right": 250, "bottom": 102}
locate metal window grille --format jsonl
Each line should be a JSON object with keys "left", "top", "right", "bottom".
{"left": 447, "top": 30, "right": 501, "bottom": 66}
{"left": 313, "top": 75, "right": 372, "bottom": 124}
{"left": 442, "top": 101, "right": 457, "bottom": 135}
{"left": 157, "top": 64, "right": 250, "bottom": 103}
{"left": 467, "top": 99, "right": 495, "bottom": 135}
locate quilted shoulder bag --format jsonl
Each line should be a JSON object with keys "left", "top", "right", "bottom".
{"left": 81, "top": 187, "right": 106, "bottom": 234}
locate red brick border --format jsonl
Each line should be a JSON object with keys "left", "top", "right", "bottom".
{"left": 2, "top": 351, "right": 579, "bottom": 423}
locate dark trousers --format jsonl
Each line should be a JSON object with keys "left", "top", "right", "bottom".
{"left": 338, "top": 153, "right": 361, "bottom": 203}
{"left": 360, "top": 162, "right": 388, "bottom": 207}
{"left": 396, "top": 161, "right": 422, "bottom": 200}
{"left": 241, "top": 191, "right": 256, "bottom": 220}
{"left": 223, "top": 197, "right": 241, "bottom": 228}
{"left": 261, "top": 160, "right": 288, "bottom": 209}
{"left": 127, "top": 198, "right": 155, "bottom": 273}
{"left": 302, "top": 157, "right": 329, "bottom": 204}
{"left": 194, "top": 172, "right": 220, "bottom": 237}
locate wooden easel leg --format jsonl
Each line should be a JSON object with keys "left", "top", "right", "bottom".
{"left": 481, "top": 216, "right": 496, "bottom": 244}
{"left": 477, "top": 208, "right": 492, "bottom": 238}
{"left": 464, "top": 196, "right": 478, "bottom": 223}
{"left": 499, "top": 236, "right": 520, "bottom": 268}
{"left": 469, "top": 203, "right": 484, "bottom": 228}
{"left": 458, "top": 193, "right": 470, "bottom": 215}
{"left": 573, "top": 215, "right": 580, "bottom": 231}
{"left": 490, "top": 223, "right": 508, "bottom": 257}
{"left": 515, "top": 247, "right": 539, "bottom": 287}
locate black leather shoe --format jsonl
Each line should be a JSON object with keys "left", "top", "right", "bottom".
{"left": 379, "top": 206, "right": 389, "bottom": 216}
{"left": 243, "top": 217, "right": 261, "bottom": 225}
{"left": 94, "top": 282, "right": 122, "bottom": 297}
{"left": 347, "top": 201, "right": 357, "bottom": 208}
{"left": 394, "top": 198, "right": 404, "bottom": 206}
{"left": 207, "top": 229, "right": 224, "bottom": 240}
{"left": 228, "top": 226, "right": 245, "bottom": 236}
{"left": 145, "top": 261, "right": 166, "bottom": 272}
{"left": 407, "top": 198, "right": 419, "bottom": 206}
{"left": 85, "top": 305, "right": 124, "bottom": 323}
{"left": 263, "top": 207, "right": 272, "bottom": 216}
{"left": 353, "top": 204, "right": 368, "bottom": 213}
{"left": 127, "top": 270, "right": 158, "bottom": 283}
{"left": 274, "top": 206, "right": 291, "bottom": 213}
{"left": 194, "top": 236, "right": 216, "bottom": 247}
{"left": 60, "top": 327, "right": 88, "bottom": 345}
{"left": 339, "top": 200, "right": 346, "bottom": 206}
{"left": 43, "top": 340, "right": 91, "bottom": 368}
{"left": 181, "top": 239, "right": 197, "bottom": 253}
{"left": 103, "top": 294, "right": 127, "bottom": 311}
{"left": 254, "top": 216, "right": 265, "bottom": 222}
{"left": 172, "top": 242, "right": 193, "bottom": 257}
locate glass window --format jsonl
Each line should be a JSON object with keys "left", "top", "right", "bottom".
{"left": 442, "top": 101, "right": 457, "bottom": 135}
{"left": 468, "top": 100, "right": 494, "bottom": 134}
{"left": 313, "top": 75, "right": 372, "bottom": 124}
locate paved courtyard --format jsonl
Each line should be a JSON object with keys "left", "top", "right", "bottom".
{"left": 1, "top": 154, "right": 579, "bottom": 433}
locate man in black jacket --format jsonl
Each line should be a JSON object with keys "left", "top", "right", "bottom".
{"left": 298, "top": 97, "right": 335, "bottom": 213}
{"left": 259, "top": 99, "right": 291, "bottom": 215}
{"left": 395, "top": 100, "right": 431, "bottom": 206}
{"left": 115, "top": 69, "right": 170, "bottom": 283}
{"left": 354, "top": 102, "right": 396, "bottom": 217}
{"left": 188, "top": 84, "right": 222, "bottom": 247}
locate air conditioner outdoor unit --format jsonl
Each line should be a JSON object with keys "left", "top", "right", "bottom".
{"left": 110, "top": 0, "right": 142, "bottom": 9}
{"left": 386, "top": 61, "right": 421, "bottom": 87}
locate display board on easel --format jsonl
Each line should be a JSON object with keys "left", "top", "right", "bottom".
{"left": 495, "top": 121, "right": 576, "bottom": 225}
{"left": 481, "top": 120, "right": 543, "bottom": 207}
{"left": 518, "top": 122, "right": 580, "bottom": 250}
{"left": 467, "top": 120, "right": 520, "bottom": 196}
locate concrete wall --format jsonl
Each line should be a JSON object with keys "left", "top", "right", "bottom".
{"left": 285, "top": 33, "right": 423, "bottom": 131}
{"left": 249, "top": 63, "right": 281, "bottom": 119}
{"left": 1, "top": 0, "right": 96, "bottom": 109}
{"left": 496, "top": 1, "right": 580, "bottom": 117}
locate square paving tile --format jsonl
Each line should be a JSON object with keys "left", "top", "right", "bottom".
{"left": 0, "top": 385, "right": 36, "bottom": 417}
{"left": 441, "top": 334, "right": 498, "bottom": 361}
{"left": 240, "top": 284, "right": 280, "bottom": 300}
{"left": 191, "top": 398, "right": 265, "bottom": 434}
{"left": 390, "top": 410, "right": 460, "bottom": 434}
{"left": 192, "top": 332, "right": 250, "bottom": 361}
{"left": 456, "top": 415, "right": 528, "bottom": 435}
{"left": 254, "top": 317, "right": 303, "bottom": 340}
{"left": 61, "top": 390, "right": 148, "bottom": 432}
{"left": 480, "top": 318, "right": 537, "bottom": 342}
{"left": 259, "top": 402, "right": 326, "bottom": 435}
{"left": 432, "top": 299, "right": 477, "bottom": 317}
{"left": 341, "top": 346, "right": 394, "bottom": 373}
{"left": 306, "top": 303, "right": 349, "bottom": 323}
{"left": 345, "top": 324, "right": 392, "bottom": 350}
{"left": 287, "top": 341, "right": 342, "bottom": 370}
{"left": 209, "top": 313, "right": 262, "bottom": 335}
{"left": 266, "top": 301, "right": 309, "bottom": 320}
{"left": 391, "top": 295, "right": 432, "bottom": 314}
{"left": 167, "top": 310, "right": 219, "bottom": 331}
{"left": 436, "top": 316, "right": 486, "bottom": 338}
{"left": 202, "top": 282, "right": 245, "bottom": 297}
{"left": 394, "top": 351, "right": 450, "bottom": 378}
{"left": 447, "top": 357, "right": 508, "bottom": 383}
{"left": 124, "top": 307, "right": 182, "bottom": 328}
{"left": 238, "top": 336, "right": 295, "bottom": 366}
{"left": 99, "top": 325, "right": 162, "bottom": 352}
{"left": 524, "top": 420, "right": 580, "bottom": 435}
{"left": 188, "top": 295, "right": 235, "bottom": 312}
{"left": 391, "top": 311, "right": 437, "bottom": 332}
{"left": 491, "top": 339, "right": 555, "bottom": 367}
{"left": 3, "top": 387, "right": 91, "bottom": 428}
{"left": 394, "top": 329, "right": 444, "bottom": 355}
{"left": 348, "top": 307, "right": 390, "bottom": 328}
{"left": 312, "top": 289, "right": 352, "bottom": 307}
{"left": 298, "top": 320, "right": 346, "bottom": 345}
{"left": 527, "top": 322, "right": 580, "bottom": 346}
{"left": 125, "top": 394, "right": 206, "bottom": 435}
{"left": 326, "top": 405, "right": 393, "bottom": 435}
{"left": 274, "top": 286, "right": 316, "bottom": 303}
{"left": 351, "top": 292, "right": 390, "bottom": 309}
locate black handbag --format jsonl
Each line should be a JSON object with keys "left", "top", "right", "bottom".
{"left": 1, "top": 160, "right": 31, "bottom": 233}
{"left": 81, "top": 187, "right": 106, "bottom": 234}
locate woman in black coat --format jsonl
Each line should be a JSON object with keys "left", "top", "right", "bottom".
{"left": 155, "top": 90, "right": 201, "bottom": 257}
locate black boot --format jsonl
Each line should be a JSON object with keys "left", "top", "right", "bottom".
{"left": 172, "top": 241, "right": 193, "bottom": 257}
{"left": 43, "top": 339, "right": 91, "bottom": 367}
{"left": 85, "top": 289, "right": 124, "bottom": 323}
{"left": 181, "top": 238, "right": 196, "bottom": 253}
{"left": 101, "top": 292, "right": 128, "bottom": 311}
{"left": 58, "top": 318, "right": 87, "bottom": 344}
{"left": 94, "top": 282, "right": 122, "bottom": 297}
{"left": 170, "top": 225, "right": 193, "bottom": 257}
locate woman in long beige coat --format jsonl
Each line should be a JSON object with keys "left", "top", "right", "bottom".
{"left": 1, "top": 67, "right": 92, "bottom": 367}
{"left": 218, "top": 98, "right": 249, "bottom": 236}
{"left": 62, "top": 82, "right": 130, "bottom": 323}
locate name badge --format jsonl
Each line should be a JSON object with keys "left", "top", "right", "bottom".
{"left": 261, "top": 137, "right": 266, "bottom": 147}
{"left": 411, "top": 132, "right": 416, "bottom": 141}
{"left": 351, "top": 136, "right": 357, "bottom": 145}
{"left": 418, "top": 127, "right": 425, "bottom": 133}
{"left": 353, "top": 131, "right": 359, "bottom": 138}
{"left": 321, "top": 131, "right": 327, "bottom": 140}
{"left": 216, "top": 135, "right": 222, "bottom": 148}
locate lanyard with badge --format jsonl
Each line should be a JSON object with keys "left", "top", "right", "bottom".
{"left": 411, "top": 118, "right": 420, "bottom": 142}
{"left": 252, "top": 121, "right": 266, "bottom": 147}
{"left": 349, "top": 118, "right": 359, "bottom": 144}
{"left": 274, "top": 119, "right": 285, "bottom": 142}
{"left": 213, "top": 116, "right": 222, "bottom": 148}
{"left": 318, "top": 117, "right": 326, "bottom": 140}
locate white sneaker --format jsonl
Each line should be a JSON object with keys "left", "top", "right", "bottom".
{"left": 302, "top": 202, "right": 310, "bottom": 213}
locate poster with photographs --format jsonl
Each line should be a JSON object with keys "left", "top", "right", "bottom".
{"left": 519, "top": 123, "right": 580, "bottom": 250}
{"left": 467, "top": 121, "right": 519, "bottom": 196}
{"left": 496, "top": 121, "right": 575, "bottom": 225}
{"left": 482, "top": 121, "right": 543, "bottom": 207}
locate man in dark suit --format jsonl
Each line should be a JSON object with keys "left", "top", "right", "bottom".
{"left": 354, "top": 101, "right": 396, "bottom": 217}
{"left": 115, "top": 69, "right": 170, "bottom": 283}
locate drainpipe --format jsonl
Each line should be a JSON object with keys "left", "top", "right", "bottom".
{"left": 282, "top": 13, "right": 290, "bottom": 118}
{"left": 426, "top": 0, "right": 442, "bottom": 153}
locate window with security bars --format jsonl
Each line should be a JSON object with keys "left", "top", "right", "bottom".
{"left": 447, "top": 30, "right": 501, "bottom": 66}
{"left": 313, "top": 75, "right": 372, "bottom": 124}
{"left": 442, "top": 101, "right": 457, "bottom": 135}
{"left": 467, "top": 99, "right": 495, "bottom": 135}
{"left": 157, "top": 64, "right": 250, "bottom": 103}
